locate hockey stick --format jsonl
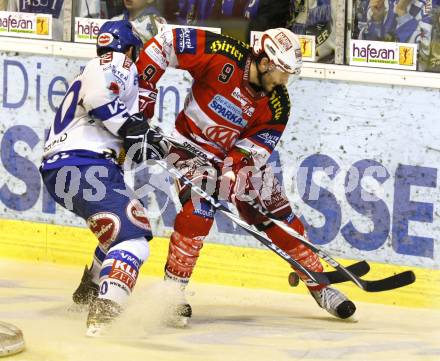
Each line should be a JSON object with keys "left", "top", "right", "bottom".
{"left": 153, "top": 157, "right": 328, "bottom": 285}
{"left": 288, "top": 261, "right": 371, "bottom": 287}
{"left": 152, "top": 155, "right": 370, "bottom": 286}
{"left": 159, "top": 135, "right": 416, "bottom": 292}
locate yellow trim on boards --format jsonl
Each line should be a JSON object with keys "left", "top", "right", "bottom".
{"left": 0, "top": 218, "right": 438, "bottom": 309}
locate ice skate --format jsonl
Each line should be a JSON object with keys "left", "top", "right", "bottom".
{"left": 86, "top": 298, "right": 122, "bottom": 337}
{"left": 170, "top": 303, "right": 192, "bottom": 328}
{"left": 310, "top": 286, "right": 356, "bottom": 319}
{"left": 164, "top": 271, "right": 192, "bottom": 327}
{"left": 71, "top": 265, "right": 99, "bottom": 308}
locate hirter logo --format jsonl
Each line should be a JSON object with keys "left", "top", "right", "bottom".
{"left": 126, "top": 200, "right": 151, "bottom": 231}
{"left": 205, "top": 126, "right": 239, "bottom": 150}
{"left": 87, "top": 212, "right": 121, "bottom": 248}
{"left": 98, "top": 32, "right": 113, "bottom": 46}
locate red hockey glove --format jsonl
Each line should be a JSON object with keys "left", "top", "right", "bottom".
{"left": 219, "top": 148, "right": 255, "bottom": 203}
{"left": 139, "top": 85, "right": 158, "bottom": 119}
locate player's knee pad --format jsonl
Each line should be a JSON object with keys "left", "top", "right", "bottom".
{"left": 98, "top": 237, "right": 149, "bottom": 305}
{"left": 165, "top": 231, "right": 204, "bottom": 279}
{"left": 174, "top": 199, "right": 215, "bottom": 238}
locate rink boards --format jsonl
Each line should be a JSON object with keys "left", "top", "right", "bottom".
{"left": 1, "top": 217, "right": 439, "bottom": 310}
{"left": 0, "top": 50, "right": 439, "bottom": 309}
{"left": 0, "top": 52, "right": 439, "bottom": 270}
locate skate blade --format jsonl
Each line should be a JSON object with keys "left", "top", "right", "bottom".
{"left": 339, "top": 314, "right": 359, "bottom": 323}
{"left": 166, "top": 316, "right": 190, "bottom": 328}
{"left": 0, "top": 321, "right": 25, "bottom": 356}
{"left": 85, "top": 324, "right": 108, "bottom": 338}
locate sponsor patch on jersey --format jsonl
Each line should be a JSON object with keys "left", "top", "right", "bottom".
{"left": 205, "top": 125, "right": 239, "bottom": 150}
{"left": 101, "top": 250, "right": 141, "bottom": 292}
{"left": 43, "top": 132, "right": 67, "bottom": 153}
{"left": 269, "top": 88, "right": 290, "bottom": 124}
{"left": 126, "top": 199, "right": 152, "bottom": 232}
{"left": 145, "top": 42, "right": 168, "bottom": 69}
{"left": 205, "top": 34, "right": 248, "bottom": 65}
{"left": 98, "top": 32, "right": 113, "bottom": 47}
{"left": 208, "top": 95, "right": 247, "bottom": 128}
{"left": 100, "top": 52, "right": 113, "bottom": 65}
{"left": 122, "top": 56, "right": 133, "bottom": 70}
{"left": 251, "top": 130, "right": 281, "bottom": 151}
{"left": 193, "top": 201, "right": 215, "bottom": 219}
{"left": 87, "top": 212, "right": 121, "bottom": 248}
{"left": 275, "top": 32, "right": 293, "bottom": 51}
{"left": 109, "top": 259, "right": 138, "bottom": 290}
{"left": 231, "top": 88, "right": 255, "bottom": 117}
{"left": 176, "top": 28, "right": 197, "bottom": 54}
{"left": 89, "top": 97, "right": 127, "bottom": 121}
{"left": 111, "top": 66, "right": 129, "bottom": 83}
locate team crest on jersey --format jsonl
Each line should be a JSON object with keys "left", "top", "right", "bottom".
{"left": 87, "top": 212, "right": 121, "bottom": 249}
{"left": 205, "top": 126, "right": 239, "bottom": 150}
{"left": 176, "top": 28, "right": 197, "bottom": 54}
{"left": 98, "top": 32, "right": 113, "bottom": 47}
{"left": 108, "top": 81, "right": 120, "bottom": 95}
{"left": 208, "top": 95, "right": 247, "bottom": 128}
{"left": 126, "top": 200, "right": 152, "bottom": 231}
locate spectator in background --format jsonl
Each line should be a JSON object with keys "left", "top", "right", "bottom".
{"left": 356, "top": 0, "right": 440, "bottom": 70}
{"left": 243, "top": 0, "right": 337, "bottom": 62}
{"left": 428, "top": 7, "right": 440, "bottom": 71}
{"left": 288, "top": 0, "right": 336, "bottom": 62}
{"left": 7, "top": 0, "right": 66, "bottom": 40}
{"left": 76, "top": 0, "right": 125, "bottom": 19}
{"left": 77, "top": 0, "right": 103, "bottom": 18}
{"left": 246, "top": 0, "right": 292, "bottom": 35}
{"left": 112, "top": 0, "right": 166, "bottom": 43}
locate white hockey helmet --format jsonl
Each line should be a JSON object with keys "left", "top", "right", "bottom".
{"left": 253, "top": 28, "right": 302, "bottom": 76}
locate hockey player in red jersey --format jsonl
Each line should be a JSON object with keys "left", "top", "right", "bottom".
{"left": 134, "top": 27, "right": 356, "bottom": 324}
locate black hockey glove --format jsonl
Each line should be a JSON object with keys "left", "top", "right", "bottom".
{"left": 118, "top": 112, "right": 169, "bottom": 163}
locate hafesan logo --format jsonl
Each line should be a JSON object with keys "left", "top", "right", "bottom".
{"left": 399, "top": 46, "right": 414, "bottom": 66}
{"left": 300, "top": 38, "right": 312, "bottom": 57}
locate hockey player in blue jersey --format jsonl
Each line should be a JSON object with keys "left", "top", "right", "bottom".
{"left": 40, "top": 20, "right": 163, "bottom": 336}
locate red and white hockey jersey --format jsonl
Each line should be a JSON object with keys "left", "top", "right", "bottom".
{"left": 136, "top": 28, "right": 291, "bottom": 169}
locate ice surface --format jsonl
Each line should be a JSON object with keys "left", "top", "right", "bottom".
{"left": 1, "top": 259, "right": 439, "bottom": 361}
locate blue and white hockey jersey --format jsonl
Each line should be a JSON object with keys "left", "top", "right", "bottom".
{"left": 41, "top": 52, "right": 139, "bottom": 170}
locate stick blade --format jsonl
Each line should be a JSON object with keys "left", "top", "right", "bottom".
{"left": 364, "top": 271, "right": 416, "bottom": 292}
{"left": 326, "top": 261, "right": 371, "bottom": 284}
